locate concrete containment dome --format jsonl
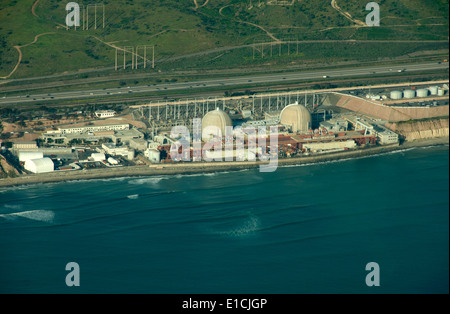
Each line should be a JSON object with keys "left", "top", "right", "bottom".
{"left": 280, "top": 103, "right": 312, "bottom": 133}
{"left": 202, "top": 108, "right": 233, "bottom": 138}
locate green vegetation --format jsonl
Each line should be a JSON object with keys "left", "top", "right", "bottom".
{"left": 398, "top": 116, "right": 450, "bottom": 124}
{"left": 0, "top": 0, "right": 448, "bottom": 80}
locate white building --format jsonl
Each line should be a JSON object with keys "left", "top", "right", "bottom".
{"left": 58, "top": 124, "right": 129, "bottom": 135}
{"left": 102, "top": 143, "right": 135, "bottom": 160}
{"left": 372, "top": 125, "right": 399, "bottom": 145}
{"left": 107, "top": 157, "right": 119, "bottom": 165}
{"left": 376, "top": 130, "right": 399, "bottom": 145}
{"left": 145, "top": 149, "right": 161, "bottom": 163}
{"left": 18, "top": 151, "right": 44, "bottom": 162}
{"left": 24, "top": 158, "right": 54, "bottom": 174}
{"left": 128, "top": 138, "right": 148, "bottom": 151}
{"left": 204, "top": 148, "right": 262, "bottom": 161}
{"left": 95, "top": 110, "right": 116, "bottom": 119}
{"left": 91, "top": 153, "right": 106, "bottom": 162}
{"left": 13, "top": 141, "right": 38, "bottom": 150}
{"left": 303, "top": 140, "right": 356, "bottom": 152}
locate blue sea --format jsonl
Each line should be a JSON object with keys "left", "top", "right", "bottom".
{"left": 0, "top": 145, "right": 448, "bottom": 294}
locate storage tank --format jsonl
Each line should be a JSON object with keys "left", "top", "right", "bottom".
{"left": 390, "top": 90, "right": 403, "bottom": 100}
{"left": 429, "top": 86, "right": 439, "bottom": 95}
{"left": 108, "top": 157, "right": 119, "bottom": 165}
{"left": 438, "top": 88, "right": 445, "bottom": 96}
{"left": 403, "top": 89, "right": 416, "bottom": 99}
{"left": 416, "top": 88, "right": 429, "bottom": 98}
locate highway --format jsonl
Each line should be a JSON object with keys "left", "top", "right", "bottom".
{"left": 0, "top": 62, "right": 448, "bottom": 105}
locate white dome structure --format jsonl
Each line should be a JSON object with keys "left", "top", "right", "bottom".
{"left": 24, "top": 158, "right": 54, "bottom": 174}
{"left": 202, "top": 108, "right": 233, "bottom": 139}
{"left": 18, "top": 151, "right": 44, "bottom": 162}
{"left": 280, "top": 103, "right": 312, "bottom": 133}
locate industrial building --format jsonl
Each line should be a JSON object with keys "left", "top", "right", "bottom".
{"left": 57, "top": 123, "right": 129, "bottom": 135}
{"left": 145, "top": 149, "right": 161, "bottom": 163}
{"left": 319, "top": 118, "right": 348, "bottom": 133}
{"left": 372, "top": 126, "right": 399, "bottom": 145}
{"left": 128, "top": 138, "right": 148, "bottom": 151}
{"left": 302, "top": 140, "right": 356, "bottom": 153}
{"left": 24, "top": 158, "right": 54, "bottom": 174}
{"left": 111, "top": 128, "right": 145, "bottom": 144}
{"left": 41, "top": 125, "right": 145, "bottom": 148}
{"left": 95, "top": 110, "right": 116, "bottom": 119}
{"left": 90, "top": 153, "right": 106, "bottom": 162}
{"left": 18, "top": 151, "right": 44, "bottom": 162}
{"left": 102, "top": 143, "right": 135, "bottom": 160}
{"left": 12, "top": 141, "right": 38, "bottom": 151}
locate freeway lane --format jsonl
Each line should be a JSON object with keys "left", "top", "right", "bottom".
{"left": 0, "top": 62, "right": 448, "bottom": 105}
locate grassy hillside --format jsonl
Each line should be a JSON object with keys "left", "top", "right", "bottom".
{"left": 0, "top": 0, "right": 448, "bottom": 79}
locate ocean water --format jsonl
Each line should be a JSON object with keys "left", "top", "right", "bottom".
{"left": 0, "top": 145, "right": 448, "bottom": 294}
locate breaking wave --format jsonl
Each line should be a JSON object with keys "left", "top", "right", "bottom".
{"left": 0, "top": 210, "right": 55, "bottom": 223}
{"left": 128, "top": 176, "right": 167, "bottom": 185}
{"left": 212, "top": 215, "right": 261, "bottom": 238}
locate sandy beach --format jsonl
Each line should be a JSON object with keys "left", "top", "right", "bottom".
{"left": 0, "top": 137, "right": 448, "bottom": 188}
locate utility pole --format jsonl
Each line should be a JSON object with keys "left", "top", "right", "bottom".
{"left": 123, "top": 48, "right": 126, "bottom": 69}
{"left": 115, "top": 48, "right": 117, "bottom": 71}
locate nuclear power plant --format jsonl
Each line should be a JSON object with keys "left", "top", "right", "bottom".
{"left": 136, "top": 92, "right": 394, "bottom": 163}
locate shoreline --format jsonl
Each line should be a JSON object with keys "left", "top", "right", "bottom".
{"left": 0, "top": 137, "right": 448, "bottom": 188}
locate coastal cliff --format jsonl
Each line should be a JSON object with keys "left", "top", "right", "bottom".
{"left": 386, "top": 118, "right": 449, "bottom": 141}
{"left": 0, "top": 155, "right": 20, "bottom": 178}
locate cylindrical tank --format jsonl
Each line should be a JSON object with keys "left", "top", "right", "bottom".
{"left": 429, "top": 86, "right": 439, "bottom": 95}
{"left": 438, "top": 88, "right": 445, "bottom": 96}
{"left": 416, "top": 88, "right": 429, "bottom": 98}
{"left": 403, "top": 89, "right": 416, "bottom": 99}
{"left": 390, "top": 90, "right": 403, "bottom": 100}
